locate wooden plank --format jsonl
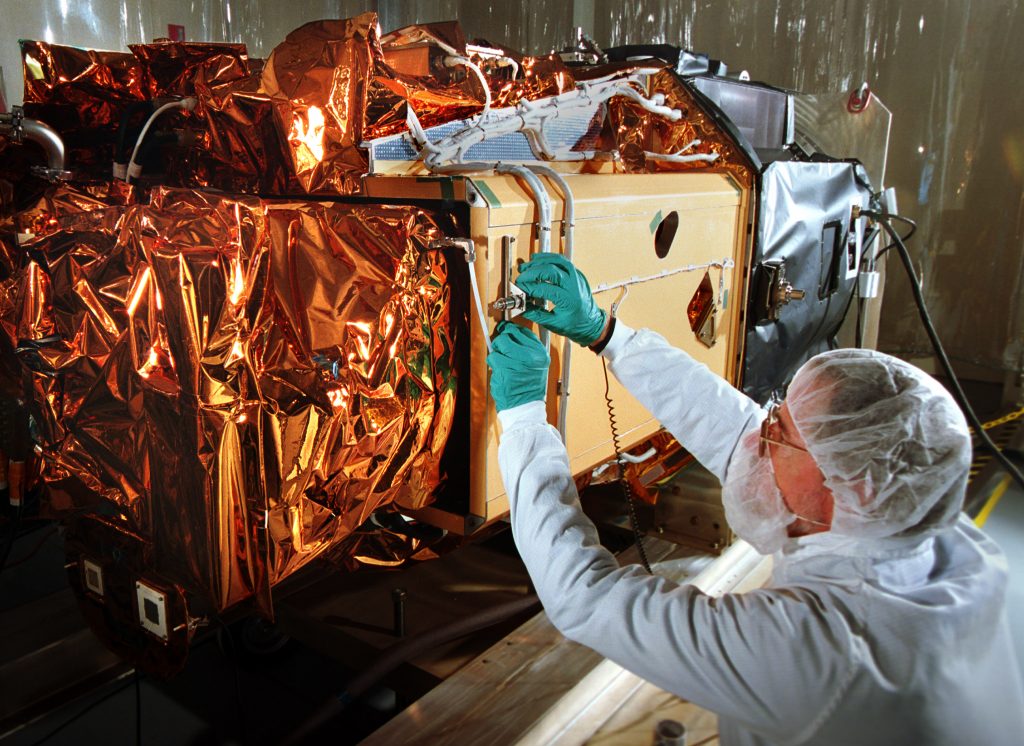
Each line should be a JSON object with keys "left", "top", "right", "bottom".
{"left": 363, "top": 540, "right": 767, "bottom": 745}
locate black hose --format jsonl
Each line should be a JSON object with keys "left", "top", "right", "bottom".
{"left": 283, "top": 593, "right": 540, "bottom": 745}
{"left": 862, "top": 210, "right": 1024, "bottom": 493}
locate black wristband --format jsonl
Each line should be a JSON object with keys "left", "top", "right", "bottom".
{"left": 588, "top": 316, "right": 616, "bottom": 354}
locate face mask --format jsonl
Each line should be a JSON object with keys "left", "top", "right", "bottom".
{"left": 722, "top": 428, "right": 798, "bottom": 555}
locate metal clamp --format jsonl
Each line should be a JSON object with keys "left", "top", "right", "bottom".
{"left": 0, "top": 105, "right": 25, "bottom": 141}
{"left": 752, "top": 259, "right": 806, "bottom": 324}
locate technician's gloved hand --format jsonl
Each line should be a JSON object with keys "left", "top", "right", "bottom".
{"left": 486, "top": 321, "right": 549, "bottom": 412}
{"left": 516, "top": 253, "right": 607, "bottom": 346}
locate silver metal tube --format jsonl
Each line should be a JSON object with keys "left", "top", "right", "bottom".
{"left": 526, "top": 165, "right": 576, "bottom": 442}
{"left": 21, "top": 118, "right": 66, "bottom": 171}
{"left": 495, "top": 164, "right": 553, "bottom": 356}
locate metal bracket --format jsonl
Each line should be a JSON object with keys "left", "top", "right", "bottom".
{"left": 499, "top": 235, "right": 521, "bottom": 321}
{"left": 771, "top": 262, "right": 805, "bottom": 319}
{"left": 0, "top": 105, "right": 24, "bottom": 141}
{"left": 753, "top": 259, "right": 806, "bottom": 324}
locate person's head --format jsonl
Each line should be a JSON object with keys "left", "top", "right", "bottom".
{"left": 786, "top": 348, "right": 971, "bottom": 540}
{"left": 723, "top": 349, "right": 971, "bottom": 553}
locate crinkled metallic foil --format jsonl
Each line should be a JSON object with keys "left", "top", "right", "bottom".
{"left": 323, "top": 525, "right": 448, "bottom": 573}
{"left": 183, "top": 69, "right": 294, "bottom": 194}
{"left": 129, "top": 41, "right": 251, "bottom": 98}
{"left": 19, "top": 41, "right": 149, "bottom": 175}
{"left": 20, "top": 41, "right": 146, "bottom": 126}
{"left": 366, "top": 21, "right": 576, "bottom": 138}
{"left": 3, "top": 14, "right": 752, "bottom": 625}
{"left": 609, "top": 70, "right": 755, "bottom": 189}
{"left": 1, "top": 184, "right": 459, "bottom": 615}
{"left": 259, "top": 14, "right": 379, "bottom": 195}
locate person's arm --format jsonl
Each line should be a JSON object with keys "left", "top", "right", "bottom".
{"left": 599, "top": 320, "right": 764, "bottom": 481}
{"left": 515, "top": 252, "right": 763, "bottom": 481}
{"left": 497, "top": 404, "right": 855, "bottom": 742}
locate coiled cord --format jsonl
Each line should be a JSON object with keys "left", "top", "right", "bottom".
{"left": 601, "top": 357, "right": 652, "bottom": 574}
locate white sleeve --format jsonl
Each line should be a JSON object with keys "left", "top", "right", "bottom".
{"left": 496, "top": 405, "right": 855, "bottom": 741}
{"left": 601, "top": 320, "right": 764, "bottom": 482}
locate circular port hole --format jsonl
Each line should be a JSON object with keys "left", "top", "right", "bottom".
{"left": 654, "top": 211, "right": 679, "bottom": 258}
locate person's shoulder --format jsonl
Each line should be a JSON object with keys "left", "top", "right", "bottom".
{"left": 933, "top": 515, "right": 1009, "bottom": 588}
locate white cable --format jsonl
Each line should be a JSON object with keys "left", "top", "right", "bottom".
{"left": 643, "top": 151, "right": 720, "bottom": 164}
{"left": 620, "top": 447, "right": 657, "bottom": 464}
{"left": 405, "top": 106, "right": 442, "bottom": 157}
{"left": 495, "top": 164, "right": 553, "bottom": 355}
{"left": 526, "top": 165, "right": 574, "bottom": 257}
{"left": 592, "top": 259, "right": 736, "bottom": 295}
{"left": 124, "top": 97, "right": 197, "bottom": 182}
{"left": 466, "top": 44, "right": 520, "bottom": 82}
{"left": 611, "top": 84, "right": 682, "bottom": 122}
{"left": 417, "top": 76, "right": 682, "bottom": 169}
{"left": 502, "top": 57, "right": 520, "bottom": 81}
{"left": 467, "top": 260, "right": 492, "bottom": 354}
{"left": 445, "top": 56, "right": 492, "bottom": 116}
{"left": 496, "top": 164, "right": 551, "bottom": 254}
{"left": 582, "top": 67, "right": 666, "bottom": 86}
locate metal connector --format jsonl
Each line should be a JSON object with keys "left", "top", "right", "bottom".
{"left": 490, "top": 280, "right": 547, "bottom": 318}
{"left": 0, "top": 106, "right": 71, "bottom": 180}
{"left": 428, "top": 237, "right": 475, "bottom": 262}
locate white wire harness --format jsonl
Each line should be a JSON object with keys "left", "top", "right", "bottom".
{"left": 444, "top": 56, "right": 492, "bottom": 116}
{"left": 405, "top": 69, "right": 683, "bottom": 169}
{"left": 122, "top": 97, "right": 198, "bottom": 182}
{"left": 407, "top": 66, "right": 710, "bottom": 442}
{"left": 592, "top": 259, "right": 736, "bottom": 296}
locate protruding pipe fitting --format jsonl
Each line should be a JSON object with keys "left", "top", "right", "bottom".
{"left": 0, "top": 106, "right": 69, "bottom": 179}
{"left": 21, "top": 117, "right": 66, "bottom": 171}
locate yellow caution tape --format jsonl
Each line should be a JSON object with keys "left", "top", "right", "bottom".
{"left": 974, "top": 474, "right": 1012, "bottom": 528}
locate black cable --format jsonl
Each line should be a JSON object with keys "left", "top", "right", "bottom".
{"left": 601, "top": 357, "right": 652, "bottom": 574}
{"left": 872, "top": 214, "right": 917, "bottom": 260}
{"left": 32, "top": 674, "right": 138, "bottom": 745}
{"left": 862, "top": 210, "right": 1024, "bottom": 493}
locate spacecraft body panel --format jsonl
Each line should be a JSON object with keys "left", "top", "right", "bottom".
{"left": 459, "top": 172, "right": 751, "bottom": 525}
{"left": 744, "top": 161, "right": 874, "bottom": 403}
{"left": 0, "top": 14, "right": 882, "bottom": 670}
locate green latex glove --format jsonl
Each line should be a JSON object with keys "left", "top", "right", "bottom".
{"left": 516, "top": 253, "right": 607, "bottom": 346}
{"left": 486, "top": 321, "right": 549, "bottom": 412}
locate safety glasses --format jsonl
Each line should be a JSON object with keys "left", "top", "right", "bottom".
{"left": 758, "top": 403, "right": 809, "bottom": 458}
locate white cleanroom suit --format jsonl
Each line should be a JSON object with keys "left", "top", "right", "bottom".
{"left": 497, "top": 321, "right": 1024, "bottom": 745}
